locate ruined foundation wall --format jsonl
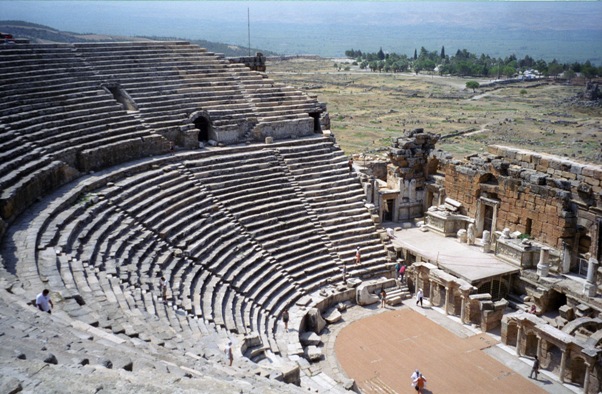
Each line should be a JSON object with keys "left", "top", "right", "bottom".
{"left": 438, "top": 145, "right": 602, "bottom": 249}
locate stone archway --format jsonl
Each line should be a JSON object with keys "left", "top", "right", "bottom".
{"left": 524, "top": 332, "right": 539, "bottom": 357}
{"left": 567, "top": 356, "right": 587, "bottom": 386}
{"left": 541, "top": 341, "right": 562, "bottom": 374}
{"left": 189, "top": 111, "right": 213, "bottom": 144}
{"left": 505, "top": 321, "right": 518, "bottom": 347}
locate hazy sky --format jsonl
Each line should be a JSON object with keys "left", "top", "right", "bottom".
{"left": 3, "top": 1, "right": 600, "bottom": 34}
{"left": 1, "top": 1, "right": 601, "bottom": 61}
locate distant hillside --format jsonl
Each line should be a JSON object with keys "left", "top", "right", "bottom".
{"left": 0, "top": 20, "right": 277, "bottom": 57}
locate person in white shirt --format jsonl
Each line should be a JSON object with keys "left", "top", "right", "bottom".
{"left": 36, "top": 289, "right": 53, "bottom": 314}
{"left": 416, "top": 288, "right": 423, "bottom": 307}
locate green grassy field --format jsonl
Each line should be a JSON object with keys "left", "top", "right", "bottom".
{"left": 268, "top": 58, "right": 601, "bottom": 164}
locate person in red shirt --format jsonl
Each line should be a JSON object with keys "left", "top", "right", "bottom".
{"left": 413, "top": 373, "right": 427, "bottom": 393}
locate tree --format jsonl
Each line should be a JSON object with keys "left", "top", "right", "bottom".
{"left": 377, "top": 47, "right": 385, "bottom": 61}
{"left": 466, "top": 80, "right": 480, "bottom": 92}
{"left": 440, "top": 46, "right": 445, "bottom": 59}
{"left": 413, "top": 48, "right": 417, "bottom": 60}
{"left": 582, "top": 60, "right": 597, "bottom": 80}
{"left": 563, "top": 69, "right": 576, "bottom": 84}
{"left": 547, "top": 62, "right": 563, "bottom": 79}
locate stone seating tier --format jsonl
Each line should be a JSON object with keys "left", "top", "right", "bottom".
{"left": 1, "top": 42, "right": 385, "bottom": 375}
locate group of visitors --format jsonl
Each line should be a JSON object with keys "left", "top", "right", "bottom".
{"left": 394, "top": 260, "right": 406, "bottom": 283}
{"left": 411, "top": 369, "right": 427, "bottom": 393}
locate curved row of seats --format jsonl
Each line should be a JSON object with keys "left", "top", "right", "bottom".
{"left": 20, "top": 137, "right": 387, "bottom": 358}
{"left": 0, "top": 41, "right": 325, "bottom": 226}
{"left": 0, "top": 44, "right": 171, "bottom": 225}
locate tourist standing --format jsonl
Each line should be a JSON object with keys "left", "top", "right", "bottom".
{"left": 36, "top": 289, "right": 53, "bottom": 314}
{"left": 399, "top": 264, "right": 406, "bottom": 284}
{"left": 159, "top": 276, "right": 167, "bottom": 301}
{"left": 348, "top": 157, "right": 354, "bottom": 173}
{"left": 355, "top": 246, "right": 361, "bottom": 265}
{"left": 224, "top": 340, "right": 233, "bottom": 366}
{"left": 529, "top": 356, "right": 540, "bottom": 379}
{"left": 416, "top": 288, "right": 423, "bottom": 307}
{"left": 394, "top": 261, "right": 400, "bottom": 280}
{"left": 282, "top": 308, "right": 289, "bottom": 332}
{"left": 380, "top": 288, "right": 386, "bottom": 308}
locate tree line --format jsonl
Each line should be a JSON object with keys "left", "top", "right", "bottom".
{"left": 345, "top": 47, "right": 600, "bottom": 79}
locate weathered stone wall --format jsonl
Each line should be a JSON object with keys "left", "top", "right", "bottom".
{"left": 77, "top": 135, "right": 172, "bottom": 173}
{"left": 251, "top": 118, "right": 314, "bottom": 142}
{"left": 436, "top": 145, "right": 602, "bottom": 249}
{"left": 387, "top": 128, "right": 439, "bottom": 189}
{"left": 0, "top": 161, "right": 80, "bottom": 225}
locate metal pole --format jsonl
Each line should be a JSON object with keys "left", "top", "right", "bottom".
{"left": 247, "top": 8, "right": 251, "bottom": 57}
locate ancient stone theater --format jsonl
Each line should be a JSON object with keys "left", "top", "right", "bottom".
{"left": 0, "top": 40, "right": 601, "bottom": 393}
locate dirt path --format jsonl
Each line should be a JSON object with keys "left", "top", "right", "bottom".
{"left": 335, "top": 308, "right": 545, "bottom": 394}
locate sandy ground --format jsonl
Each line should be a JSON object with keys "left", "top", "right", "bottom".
{"left": 335, "top": 308, "right": 545, "bottom": 394}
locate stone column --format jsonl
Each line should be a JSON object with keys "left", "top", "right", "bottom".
{"left": 559, "top": 348, "right": 567, "bottom": 383}
{"left": 444, "top": 284, "right": 452, "bottom": 315}
{"left": 561, "top": 241, "right": 571, "bottom": 274}
{"left": 583, "top": 360, "right": 592, "bottom": 393}
{"left": 460, "top": 294, "right": 467, "bottom": 323}
{"left": 365, "top": 181, "right": 373, "bottom": 204}
{"left": 584, "top": 257, "right": 599, "bottom": 297}
{"left": 482, "top": 230, "right": 491, "bottom": 253}
{"left": 491, "top": 204, "right": 499, "bottom": 234}
{"left": 537, "top": 248, "right": 550, "bottom": 277}
{"left": 516, "top": 325, "right": 523, "bottom": 357}
{"left": 475, "top": 199, "right": 484, "bottom": 236}
{"left": 409, "top": 179, "right": 417, "bottom": 202}
{"left": 429, "top": 280, "right": 435, "bottom": 305}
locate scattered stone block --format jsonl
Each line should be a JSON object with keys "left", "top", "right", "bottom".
{"left": 323, "top": 309, "right": 342, "bottom": 324}
{"left": 575, "top": 304, "right": 592, "bottom": 318}
{"left": 306, "top": 308, "right": 326, "bottom": 334}
{"left": 300, "top": 331, "right": 321, "bottom": 346}
{"left": 342, "top": 378, "right": 355, "bottom": 391}
{"left": 305, "top": 346, "right": 323, "bottom": 362}
{"left": 559, "top": 305, "right": 574, "bottom": 320}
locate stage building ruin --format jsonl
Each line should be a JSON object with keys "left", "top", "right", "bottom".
{"left": 356, "top": 128, "right": 602, "bottom": 392}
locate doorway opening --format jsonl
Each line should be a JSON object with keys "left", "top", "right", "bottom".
{"left": 194, "top": 116, "right": 211, "bottom": 142}
{"left": 309, "top": 112, "right": 322, "bottom": 133}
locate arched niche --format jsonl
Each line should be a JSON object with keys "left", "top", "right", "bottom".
{"left": 189, "top": 111, "right": 213, "bottom": 144}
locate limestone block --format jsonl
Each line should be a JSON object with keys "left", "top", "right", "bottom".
{"left": 300, "top": 331, "right": 322, "bottom": 346}
{"left": 305, "top": 346, "right": 323, "bottom": 362}
{"left": 323, "top": 308, "right": 342, "bottom": 324}
{"left": 342, "top": 378, "right": 356, "bottom": 390}
{"left": 306, "top": 308, "right": 326, "bottom": 334}
{"left": 575, "top": 303, "right": 592, "bottom": 318}
{"left": 558, "top": 305, "right": 574, "bottom": 320}
{"left": 279, "top": 363, "right": 300, "bottom": 385}
{"left": 457, "top": 229, "right": 467, "bottom": 243}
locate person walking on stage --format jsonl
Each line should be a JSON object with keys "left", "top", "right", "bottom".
{"left": 416, "top": 288, "right": 423, "bottom": 307}
{"left": 529, "top": 356, "right": 540, "bottom": 379}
